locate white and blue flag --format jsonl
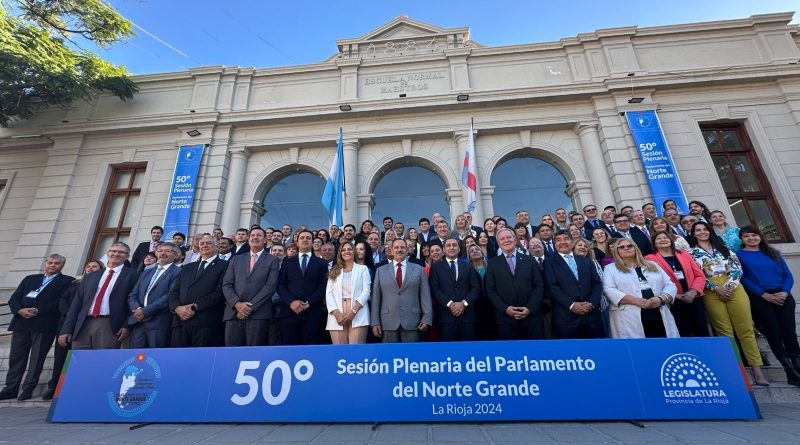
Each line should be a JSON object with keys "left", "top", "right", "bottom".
{"left": 321, "top": 129, "right": 344, "bottom": 226}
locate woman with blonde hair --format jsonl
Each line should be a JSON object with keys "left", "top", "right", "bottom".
{"left": 325, "top": 243, "right": 372, "bottom": 344}
{"left": 602, "top": 239, "right": 679, "bottom": 339}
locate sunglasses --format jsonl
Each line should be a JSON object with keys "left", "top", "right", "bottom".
{"left": 585, "top": 208, "right": 597, "bottom": 212}
{"left": 617, "top": 245, "right": 635, "bottom": 250}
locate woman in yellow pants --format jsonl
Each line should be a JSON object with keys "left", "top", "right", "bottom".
{"left": 689, "top": 221, "right": 769, "bottom": 386}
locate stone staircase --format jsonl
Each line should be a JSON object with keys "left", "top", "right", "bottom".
{"left": 0, "top": 335, "right": 54, "bottom": 408}
{"left": 751, "top": 334, "right": 800, "bottom": 404}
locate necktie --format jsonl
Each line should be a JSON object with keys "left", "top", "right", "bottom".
{"left": 91, "top": 269, "right": 114, "bottom": 317}
{"left": 144, "top": 266, "right": 164, "bottom": 306}
{"left": 565, "top": 254, "right": 579, "bottom": 280}
{"left": 301, "top": 254, "right": 308, "bottom": 275}
{"left": 249, "top": 253, "right": 257, "bottom": 273}
{"left": 641, "top": 226, "right": 650, "bottom": 238}
{"left": 506, "top": 254, "right": 515, "bottom": 275}
{"left": 537, "top": 257, "right": 544, "bottom": 269}
{"left": 450, "top": 260, "right": 457, "bottom": 280}
{"left": 196, "top": 260, "right": 207, "bottom": 279}
{"left": 546, "top": 242, "right": 554, "bottom": 255}
{"left": 395, "top": 262, "right": 403, "bottom": 288}
{"left": 149, "top": 241, "right": 155, "bottom": 252}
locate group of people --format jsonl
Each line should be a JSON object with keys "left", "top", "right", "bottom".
{"left": 2, "top": 198, "right": 798, "bottom": 403}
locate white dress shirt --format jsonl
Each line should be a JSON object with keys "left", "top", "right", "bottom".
{"left": 88, "top": 264, "right": 124, "bottom": 316}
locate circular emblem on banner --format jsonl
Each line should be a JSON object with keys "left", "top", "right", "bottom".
{"left": 636, "top": 116, "right": 651, "bottom": 128}
{"left": 184, "top": 150, "right": 197, "bottom": 161}
{"left": 108, "top": 352, "right": 162, "bottom": 417}
{"left": 660, "top": 353, "right": 718, "bottom": 388}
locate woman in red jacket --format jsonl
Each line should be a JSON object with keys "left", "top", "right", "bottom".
{"left": 646, "top": 231, "right": 709, "bottom": 337}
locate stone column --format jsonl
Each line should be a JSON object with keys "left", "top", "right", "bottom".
{"left": 342, "top": 138, "right": 359, "bottom": 225}
{"left": 445, "top": 188, "right": 463, "bottom": 223}
{"left": 575, "top": 122, "right": 615, "bottom": 207}
{"left": 480, "top": 186, "right": 495, "bottom": 221}
{"left": 220, "top": 145, "right": 249, "bottom": 232}
{"left": 357, "top": 194, "right": 374, "bottom": 224}
{"left": 240, "top": 201, "right": 265, "bottom": 228}
{"left": 453, "top": 130, "right": 484, "bottom": 223}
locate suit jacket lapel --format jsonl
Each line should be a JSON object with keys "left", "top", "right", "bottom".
{"left": 399, "top": 263, "right": 412, "bottom": 292}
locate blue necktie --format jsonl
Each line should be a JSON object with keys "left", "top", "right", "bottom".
{"left": 565, "top": 254, "right": 579, "bottom": 280}
{"left": 450, "top": 260, "right": 457, "bottom": 280}
{"left": 301, "top": 254, "right": 308, "bottom": 275}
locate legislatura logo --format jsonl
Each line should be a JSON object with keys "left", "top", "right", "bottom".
{"left": 108, "top": 352, "right": 162, "bottom": 417}
{"left": 660, "top": 353, "right": 728, "bottom": 404}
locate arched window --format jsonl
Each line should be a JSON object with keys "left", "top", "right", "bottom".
{"left": 372, "top": 166, "right": 449, "bottom": 228}
{"left": 260, "top": 172, "right": 328, "bottom": 230}
{"left": 490, "top": 156, "right": 573, "bottom": 222}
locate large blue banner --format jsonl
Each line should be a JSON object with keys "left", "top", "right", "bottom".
{"left": 626, "top": 110, "right": 689, "bottom": 215}
{"left": 161, "top": 144, "right": 205, "bottom": 241}
{"left": 48, "top": 338, "right": 759, "bottom": 423}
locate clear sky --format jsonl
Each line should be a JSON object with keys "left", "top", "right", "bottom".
{"left": 97, "top": 0, "right": 799, "bottom": 75}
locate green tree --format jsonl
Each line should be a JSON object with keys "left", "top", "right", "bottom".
{"left": 0, "top": 0, "right": 138, "bottom": 127}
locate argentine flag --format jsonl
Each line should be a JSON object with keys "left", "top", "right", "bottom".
{"left": 322, "top": 129, "right": 345, "bottom": 226}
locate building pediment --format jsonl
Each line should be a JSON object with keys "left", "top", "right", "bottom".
{"left": 333, "top": 16, "right": 476, "bottom": 60}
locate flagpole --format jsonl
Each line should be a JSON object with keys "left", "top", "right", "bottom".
{"left": 340, "top": 127, "right": 347, "bottom": 211}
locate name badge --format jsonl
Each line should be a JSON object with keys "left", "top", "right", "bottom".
{"left": 711, "top": 264, "right": 726, "bottom": 274}
{"left": 673, "top": 271, "right": 685, "bottom": 280}
{"left": 25, "top": 290, "right": 40, "bottom": 299}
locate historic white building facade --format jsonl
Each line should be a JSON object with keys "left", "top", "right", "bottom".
{"left": 1, "top": 13, "right": 800, "bottom": 293}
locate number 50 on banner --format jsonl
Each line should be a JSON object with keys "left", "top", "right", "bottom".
{"left": 231, "top": 360, "right": 314, "bottom": 406}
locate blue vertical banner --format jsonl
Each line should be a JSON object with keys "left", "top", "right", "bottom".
{"left": 626, "top": 110, "right": 689, "bottom": 215}
{"left": 161, "top": 144, "right": 205, "bottom": 241}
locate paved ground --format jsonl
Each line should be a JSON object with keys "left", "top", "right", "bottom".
{"left": 1, "top": 404, "right": 799, "bottom": 444}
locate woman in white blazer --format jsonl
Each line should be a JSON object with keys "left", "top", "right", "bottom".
{"left": 602, "top": 238, "right": 680, "bottom": 339}
{"left": 326, "top": 242, "right": 372, "bottom": 344}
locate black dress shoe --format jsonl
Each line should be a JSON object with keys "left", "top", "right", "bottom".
{"left": 41, "top": 389, "right": 54, "bottom": 400}
{"left": 17, "top": 392, "right": 32, "bottom": 401}
{"left": 0, "top": 390, "right": 17, "bottom": 401}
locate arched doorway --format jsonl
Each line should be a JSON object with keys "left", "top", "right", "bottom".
{"left": 260, "top": 172, "right": 328, "bottom": 230}
{"left": 490, "top": 155, "right": 573, "bottom": 223}
{"left": 371, "top": 166, "right": 449, "bottom": 229}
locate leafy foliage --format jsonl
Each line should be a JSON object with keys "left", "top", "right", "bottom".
{"left": 0, "top": 1, "right": 138, "bottom": 127}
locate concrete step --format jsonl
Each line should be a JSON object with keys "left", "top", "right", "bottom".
{"left": 753, "top": 382, "right": 800, "bottom": 404}
{"left": 0, "top": 399, "right": 51, "bottom": 408}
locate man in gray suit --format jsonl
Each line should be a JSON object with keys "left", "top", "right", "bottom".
{"left": 222, "top": 227, "right": 280, "bottom": 346}
{"left": 371, "top": 238, "right": 432, "bottom": 343}
{"left": 127, "top": 242, "right": 181, "bottom": 348}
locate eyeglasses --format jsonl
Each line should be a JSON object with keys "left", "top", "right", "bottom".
{"left": 108, "top": 250, "right": 129, "bottom": 255}
{"left": 617, "top": 245, "right": 635, "bottom": 250}
{"left": 585, "top": 208, "right": 597, "bottom": 212}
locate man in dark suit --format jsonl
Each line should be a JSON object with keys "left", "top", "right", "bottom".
{"left": 380, "top": 216, "right": 393, "bottom": 243}
{"left": 223, "top": 227, "right": 280, "bottom": 346}
{"left": 464, "top": 212, "right": 483, "bottom": 237}
{"left": 232, "top": 228, "right": 250, "bottom": 255}
{"left": 611, "top": 213, "right": 653, "bottom": 256}
{"left": 59, "top": 243, "right": 139, "bottom": 350}
{"left": 127, "top": 242, "right": 181, "bottom": 348}
{"left": 367, "top": 232, "right": 387, "bottom": 265}
{"left": 428, "top": 238, "right": 481, "bottom": 341}
{"left": 0, "top": 254, "right": 74, "bottom": 401}
{"left": 405, "top": 240, "right": 426, "bottom": 267}
{"left": 536, "top": 224, "right": 557, "bottom": 257}
{"left": 418, "top": 218, "right": 433, "bottom": 244}
{"left": 485, "top": 228, "right": 544, "bottom": 340}
{"left": 543, "top": 231, "right": 604, "bottom": 339}
{"left": 131, "top": 225, "right": 164, "bottom": 270}
{"left": 277, "top": 229, "right": 328, "bottom": 345}
{"left": 170, "top": 235, "right": 227, "bottom": 347}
